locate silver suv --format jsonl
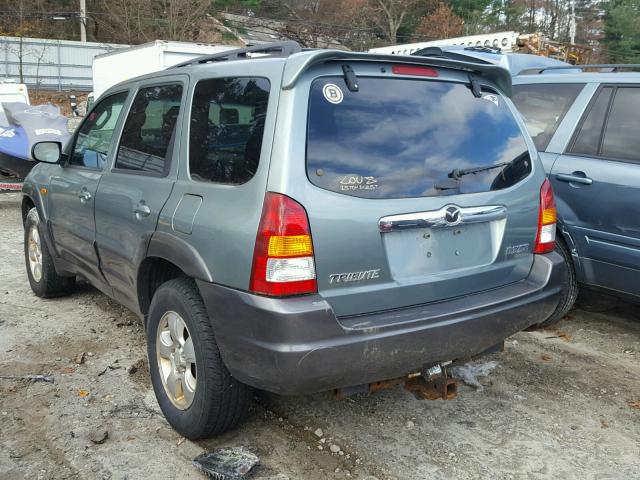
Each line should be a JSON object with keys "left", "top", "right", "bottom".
{"left": 22, "top": 42, "right": 564, "bottom": 439}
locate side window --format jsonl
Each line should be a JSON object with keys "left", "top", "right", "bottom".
{"left": 570, "top": 87, "right": 613, "bottom": 157}
{"left": 189, "top": 77, "right": 270, "bottom": 184}
{"left": 601, "top": 87, "right": 640, "bottom": 161}
{"left": 70, "top": 92, "right": 128, "bottom": 169}
{"left": 511, "top": 83, "right": 584, "bottom": 151}
{"left": 115, "top": 84, "right": 183, "bottom": 175}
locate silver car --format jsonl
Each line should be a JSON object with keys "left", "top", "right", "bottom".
{"left": 21, "top": 42, "right": 564, "bottom": 439}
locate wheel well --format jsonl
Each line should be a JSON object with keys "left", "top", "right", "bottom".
{"left": 138, "top": 257, "right": 186, "bottom": 316}
{"left": 21, "top": 197, "right": 35, "bottom": 226}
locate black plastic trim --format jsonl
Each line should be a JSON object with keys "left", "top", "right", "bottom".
{"left": 145, "top": 231, "right": 214, "bottom": 283}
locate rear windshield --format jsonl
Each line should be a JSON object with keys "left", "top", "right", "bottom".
{"left": 306, "top": 76, "right": 532, "bottom": 199}
{"left": 512, "top": 83, "right": 584, "bottom": 151}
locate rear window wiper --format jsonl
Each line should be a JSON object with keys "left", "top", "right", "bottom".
{"left": 468, "top": 74, "right": 482, "bottom": 98}
{"left": 342, "top": 64, "right": 359, "bottom": 92}
{"left": 448, "top": 162, "right": 509, "bottom": 180}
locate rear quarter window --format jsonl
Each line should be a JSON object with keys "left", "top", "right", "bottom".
{"left": 189, "top": 77, "right": 270, "bottom": 185}
{"left": 512, "top": 83, "right": 584, "bottom": 151}
{"left": 306, "top": 76, "right": 532, "bottom": 199}
{"left": 601, "top": 87, "right": 640, "bottom": 162}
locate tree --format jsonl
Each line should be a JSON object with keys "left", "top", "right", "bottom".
{"left": 449, "top": 0, "right": 493, "bottom": 34}
{"left": 415, "top": 2, "right": 464, "bottom": 39}
{"left": 91, "top": 0, "right": 214, "bottom": 44}
{"left": 603, "top": 0, "right": 640, "bottom": 62}
{"left": 485, "top": 0, "right": 526, "bottom": 32}
{"left": 368, "top": 0, "right": 420, "bottom": 43}
{"left": 247, "top": 0, "right": 374, "bottom": 50}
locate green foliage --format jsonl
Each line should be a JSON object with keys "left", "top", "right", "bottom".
{"left": 213, "top": 0, "right": 261, "bottom": 10}
{"left": 604, "top": 0, "right": 640, "bottom": 63}
{"left": 449, "top": 0, "right": 493, "bottom": 32}
{"left": 485, "top": 0, "right": 526, "bottom": 31}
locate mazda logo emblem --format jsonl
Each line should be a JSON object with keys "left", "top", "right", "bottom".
{"left": 444, "top": 206, "right": 461, "bottom": 225}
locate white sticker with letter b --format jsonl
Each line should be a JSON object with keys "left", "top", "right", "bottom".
{"left": 323, "top": 83, "right": 344, "bottom": 104}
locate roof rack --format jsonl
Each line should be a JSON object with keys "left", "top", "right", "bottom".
{"left": 519, "top": 64, "right": 640, "bottom": 75}
{"left": 169, "top": 41, "right": 302, "bottom": 69}
{"left": 464, "top": 45, "right": 502, "bottom": 54}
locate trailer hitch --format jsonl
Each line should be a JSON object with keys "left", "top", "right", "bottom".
{"left": 404, "top": 373, "right": 457, "bottom": 400}
{"left": 335, "top": 363, "right": 457, "bottom": 401}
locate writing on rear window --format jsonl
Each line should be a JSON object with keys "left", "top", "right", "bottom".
{"left": 339, "top": 175, "right": 378, "bottom": 191}
{"left": 306, "top": 76, "right": 532, "bottom": 199}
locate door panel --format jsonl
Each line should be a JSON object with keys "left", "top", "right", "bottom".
{"left": 553, "top": 85, "right": 640, "bottom": 294}
{"left": 95, "top": 174, "right": 174, "bottom": 303}
{"left": 47, "top": 91, "right": 129, "bottom": 281}
{"left": 552, "top": 155, "right": 640, "bottom": 293}
{"left": 48, "top": 168, "right": 101, "bottom": 273}
{"left": 95, "top": 81, "right": 185, "bottom": 309}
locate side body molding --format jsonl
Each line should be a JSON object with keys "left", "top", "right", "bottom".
{"left": 146, "top": 231, "right": 214, "bottom": 283}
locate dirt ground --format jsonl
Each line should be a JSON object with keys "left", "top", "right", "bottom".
{"left": 1, "top": 193, "right": 639, "bottom": 480}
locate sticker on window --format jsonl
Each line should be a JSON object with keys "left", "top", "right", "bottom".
{"left": 339, "top": 175, "right": 378, "bottom": 191}
{"left": 323, "top": 84, "right": 344, "bottom": 104}
{"left": 482, "top": 94, "right": 499, "bottom": 107}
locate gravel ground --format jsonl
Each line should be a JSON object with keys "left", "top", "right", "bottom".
{"left": 1, "top": 193, "right": 639, "bottom": 480}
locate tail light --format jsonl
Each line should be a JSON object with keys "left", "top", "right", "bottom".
{"left": 250, "top": 192, "right": 317, "bottom": 296}
{"left": 534, "top": 178, "right": 557, "bottom": 254}
{"left": 391, "top": 65, "right": 439, "bottom": 77}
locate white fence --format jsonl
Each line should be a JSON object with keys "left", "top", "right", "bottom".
{"left": 1, "top": 36, "right": 128, "bottom": 92}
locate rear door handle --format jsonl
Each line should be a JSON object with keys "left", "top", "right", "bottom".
{"left": 555, "top": 172, "right": 593, "bottom": 185}
{"left": 134, "top": 202, "right": 151, "bottom": 218}
{"left": 78, "top": 188, "right": 92, "bottom": 202}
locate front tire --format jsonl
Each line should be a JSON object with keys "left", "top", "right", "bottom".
{"left": 539, "top": 238, "right": 578, "bottom": 327}
{"left": 147, "top": 278, "right": 251, "bottom": 439}
{"left": 24, "top": 208, "right": 75, "bottom": 298}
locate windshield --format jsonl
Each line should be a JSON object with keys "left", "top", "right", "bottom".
{"left": 306, "top": 76, "right": 532, "bottom": 199}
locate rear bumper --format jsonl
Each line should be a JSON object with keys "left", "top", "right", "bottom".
{"left": 198, "top": 252, "right": 564, "bottom": 395}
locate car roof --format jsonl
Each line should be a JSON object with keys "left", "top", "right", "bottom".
{"left": 410, "top": 45, "right": 575, "bottom": 76}
{"left": 513, "top": 71, "right": 640, "bottom": 84}
{"left": 103, "top": 42, "right": 516, "bottom": 98}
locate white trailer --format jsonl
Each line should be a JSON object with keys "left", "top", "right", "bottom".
{"left": 369, "top": 31, "right": 521, "bottom": 56}
{"left": 0, "top": 80, "right": 29, "bottom": 112}
{"left": 92, "top": 40, "right": 237, "bottom": 100}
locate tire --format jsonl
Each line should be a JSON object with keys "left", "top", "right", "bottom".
{"left": 147, "top": 278, "right": 251, "bottom": 439}
{"left": 538, "top": 238, "right": 579, "bottom": 327}
{"left": 24, "top": 208, "right": 75, "bottom": 298}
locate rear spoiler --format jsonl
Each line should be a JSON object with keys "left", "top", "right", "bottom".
{"left": 282, "top": 50, "right": 513, "bottom": 97}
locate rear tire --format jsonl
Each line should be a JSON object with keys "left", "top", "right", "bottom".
{"left": 24, "top": 208, "right": 75, "bottom": 298}
{"left": 147, "top": 278, "right": 251, "bottom": 439}
{"left": 538, "top": 238, "right": 578, "bottom": 327}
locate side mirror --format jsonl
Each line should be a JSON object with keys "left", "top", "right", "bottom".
{"left": 32, "top": 142, "right": 62, "bottom": 164}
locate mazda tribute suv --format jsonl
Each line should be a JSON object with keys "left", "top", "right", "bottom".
{"left": 22, "top": 42, "right": 564, "bottom": 439}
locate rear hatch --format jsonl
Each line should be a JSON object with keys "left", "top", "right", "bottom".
{"left": 298, "top": 64, "right": 540, "bottom": 318}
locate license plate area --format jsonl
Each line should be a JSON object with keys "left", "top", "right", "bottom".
{"left": 382, "top": 222, "right": 501, "bottom": 280}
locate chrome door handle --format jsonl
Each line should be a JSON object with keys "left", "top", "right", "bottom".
{"left": 134, "top": 203, "right": 151, "bottom": 218}
{"left": 78, "top": 189, "right": 92, "bottom": 202}
{"left": 556, "top": 173, "right": 593, "bottom": 185}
